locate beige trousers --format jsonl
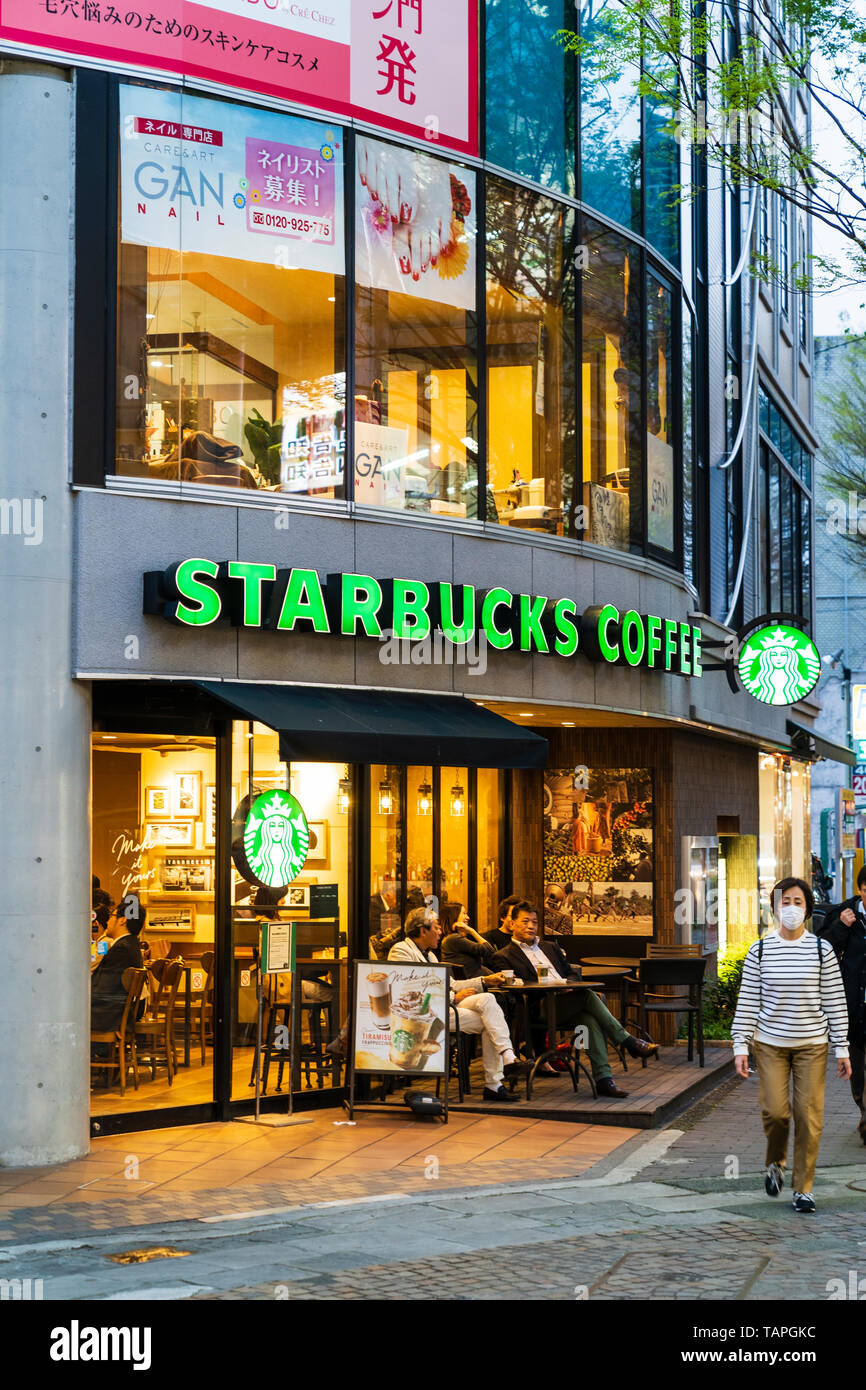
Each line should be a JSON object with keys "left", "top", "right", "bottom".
{"left": 754, "top": 1041, "right": 828, "bottom": 1194}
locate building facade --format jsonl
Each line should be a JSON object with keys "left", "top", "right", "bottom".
{"left": 0, "top": 2, "right": 833, "bottom": 1163}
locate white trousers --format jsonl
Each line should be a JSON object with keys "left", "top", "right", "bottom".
{"left": 455, "top": 992, "right": 512, "bottom": 1088}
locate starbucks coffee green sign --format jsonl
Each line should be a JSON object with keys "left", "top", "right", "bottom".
{"left": 241, "top": 789, "right": 309, "bottom": 889}
{"left": 737, "top": 625, "right": 821, "bottom": 705}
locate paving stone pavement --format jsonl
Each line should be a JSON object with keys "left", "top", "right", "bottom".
{"left": 3, "top": 1068, "right": 865, "bottom": 1303}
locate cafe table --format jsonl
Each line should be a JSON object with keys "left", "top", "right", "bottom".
{"left": 498, "top": 978, "right": 612, "bottom": 1101}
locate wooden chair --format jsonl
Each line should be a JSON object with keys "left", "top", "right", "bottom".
{"left": 646, "top": 943, "right": 703, "bottom": 957}
{"left": 633, "top": 957, "right": 707, "bottom": 1067}
{"left": 90, "top": 968, "right": 147, "bottom": 1097}
{"left": 135, "top": 960, "right": 183, "bottom": 1084}
{"left": 182, "top": 951, "right": 214, "bottom": 1066}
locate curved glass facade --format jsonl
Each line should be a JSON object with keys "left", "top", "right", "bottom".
{"left": 109, "top": 13, "right": 689, "bottom": 571}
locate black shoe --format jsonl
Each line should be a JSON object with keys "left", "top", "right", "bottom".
{"left": 595, "top": 1077, "right": 629, "bottom": 1098}
{"left": 502, "top": 1059, "right": 532, "bottom": 1079}
{"left": 792, "top": 1191, "right": 816, "bottom": 1213}
{"left": 483, "top": 1085, "right": 520, "bottom": 1103}
{"left": 765, "top": 1162, "right": 784, "bottom": 1197}
{"left": 623, "top": 1035, "right": 659, "bottom": 1060}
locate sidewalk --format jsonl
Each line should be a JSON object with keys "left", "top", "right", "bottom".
{"left": 0, "top": 1110, "right": 639, "bottom": 1243}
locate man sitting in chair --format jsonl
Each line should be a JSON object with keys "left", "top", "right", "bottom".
{"left": 389, "top": 907, "right": 530, "bottom": 1104}
{"left": 491, "top": 902, "right": 657, "bottom": 1099}
{"left": 91, "top": 904, "right": 147, "bottom": 1052}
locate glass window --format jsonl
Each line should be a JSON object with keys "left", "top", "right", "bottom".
{"left": 440, "top": 767, "right": 469, "bottom": 914}
{"left": 781, "top": 471, "right": 794, "bottom": 611}
{"left": 91, "top": 732, "right": 216, "bottom": 1119}
{"left": 369, "top": 764, "right": 402, "bottom": 943}
{"left": 779, "top": 196, "right": 790, "bottom": 318}
{"left": 769, "top": 459, "right": 781, "bottom": 609}
{"left": 476, "top": 769, "right": 503, "bottom": 934}
{"left": 406, "top": 766, "right": 434, "bottom": 911}
{"left": 486, "top": 180, "right": 577, "bottom": 535}
{"left": 115, "top": 86, "right": 346, "bottom": 496}
{"left": 682, "top": 306, "right": 694, "bottom": 586}
{"left": 759, "top": 448, "right": 769, "bottom": 611}
{"left": 759, "top": 385, "right": 770, "bottom": 436}
{"left": 646, "top": 272, "right": 675, "bottom": 554}
{"left": 644, "top": 74, "right": 680, "bottom": 265}
{"left": 800, "top": 492, "right": 812, "bottom": 619}
{"left": 484, "top": 0, "right": 576, "bottom": 196}
{"left": 798, "top": 221, "right": 808, "bottom": 348}
{"left": 580, "top": 217, "right": 642, "bottom": 551}
{"left": 579, "top": 0, "right": 641, "bottom": 232}
{"left": 354, "top": 136, "right": 478, "bottom": 518}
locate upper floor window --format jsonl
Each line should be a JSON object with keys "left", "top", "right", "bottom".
{"left": 779, "top": 195, "right": 790, "bottom": 319}
{"left": 797, "top": 220, "right": 809, "bottom": 349}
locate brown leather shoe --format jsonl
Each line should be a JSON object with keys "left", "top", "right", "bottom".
{"left": 595, "top": 1077, "right": 628, "bottom": 1098}
{"left": 624, "top": 1035, "right": 659, "bottom": 1060}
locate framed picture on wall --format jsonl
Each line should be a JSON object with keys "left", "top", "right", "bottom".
{"left": 305, "top": 820, "right": 329, "bottom": 863}
{"left": 174, "top": 772, "right": 202, "bottom": 819}
{"left": 145, "top": 786, "right": 171, "bottom": 819}
{"left": 147, "top": 905, "right": 195, "bottom": 933}
{"left": 285, "top": 884, "right": 310, "bottom": 909}
{"left": 147, "top": 820, "right": 195, "bottom": 848}
{"left": 204, "top": 784, "right": 238, "bottom": 847}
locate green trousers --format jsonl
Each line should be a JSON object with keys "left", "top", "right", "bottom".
{"left": 561, "top": 988, "right": 629, "bottom": 1081}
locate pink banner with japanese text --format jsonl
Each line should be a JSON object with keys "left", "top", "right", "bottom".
{"left": 0, "top": 0, "right": 479, "bottom": 155}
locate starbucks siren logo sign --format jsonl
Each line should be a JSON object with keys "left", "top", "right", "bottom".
{"left": 241, "top": 789, "right": 309, "bottom": 889}
{"left": 737, "top": 625, "right": 821, "bottom": 706}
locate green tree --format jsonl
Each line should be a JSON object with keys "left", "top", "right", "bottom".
{"left": 558, "top": 0, "right": 866, "bottom": 290}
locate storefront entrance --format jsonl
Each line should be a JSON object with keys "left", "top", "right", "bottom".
{"left": 89, "top": 685, "right": 526, "bottom": 1134}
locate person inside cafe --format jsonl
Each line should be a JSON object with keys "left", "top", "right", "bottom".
{"left": 388, "top": 907, "right": 531, "bottom": 1103}
{"left": 91, "top": 903, "right": 147, "bottom": 1037}
{"left": 369, "top": 885, "right": 399, "bottom": 935}
{"left": 441, "top": 905, "right": 499, "bottom": 977}
{"left": 483, "top": 894, "right": 521, "bottom": 950}
{"left": 491, "top": 901, "right": 658, "bottom": 1098}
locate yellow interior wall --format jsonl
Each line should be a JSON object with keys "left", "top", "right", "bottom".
{"left": 430, "top": 368, "right": 467, "bottom": 477}
{"left": 139, "top": 746, "right": 216, "bottom": 944}
{"left": 488, "top": 364, "right": 533, "bottom": 490}
{"left": 387, "top": 370, "right": 418, "bottom": 454}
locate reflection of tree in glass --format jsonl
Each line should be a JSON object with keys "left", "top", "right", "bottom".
{"left": 579, "top": 0, "right": 641, "bottom": 233}
{"left": 485, "top": 0, "right": 576, "bottom": 196}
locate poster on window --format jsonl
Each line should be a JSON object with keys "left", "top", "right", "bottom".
{"left": 647, "top": 433, "right": 675, "bottom": 552}
{"left": 352, "top": 960, "right": 448, "bottom": 1075}
{"left": 543, "top": 767, "right": 654, "bottom": 936}
{"left": 355, "top": 135, "right": 476, "bottom": 311}
{"left": 119, "top": 85, "right": 343, "bottom": 274}
{"left": 1, "top": 1, "right": 478, "bottom": 155}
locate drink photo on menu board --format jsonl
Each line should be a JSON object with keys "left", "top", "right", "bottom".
{"left": 352, "top": 961, "right": 449, "bottom": 1076}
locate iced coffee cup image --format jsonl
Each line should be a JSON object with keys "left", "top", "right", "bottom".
{"left": 389, "top": 988, "right": 434, "bottom": 1069}
{"left": 366, "top": 970, "right": 392, "bottom": 1026}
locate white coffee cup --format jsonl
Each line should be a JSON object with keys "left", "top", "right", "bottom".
{"left": 501, "top": 969, "right": 515, "bottom": 984}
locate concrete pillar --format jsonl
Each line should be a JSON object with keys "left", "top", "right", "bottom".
{"left": 0, "top": 61, "right": 91, "bottom": 1165}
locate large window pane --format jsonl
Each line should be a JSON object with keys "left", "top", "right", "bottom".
{"left": 759, "top": 447, "right": 769, "bottom": 611}
{"left": 354, "top": 137, "right": 478, "bottom": 518}
{"left": 579, "top": 0, "right": 641, "bottom": 232}
{"left": 646, "top": 272, "right": 675, "bottom": 554}
{"left": 476, "top": 768, "right": 503, "bottom": 935}
{"left": 801, "top": 493, "right": 812, "bottom": 621}
{"left": 369, "top": 764, "right": 402, "bottom": 946}
{"left": 116, "top": 87, "right": 345, "bottom": 496}
{"left": 769, "top": 461, "right": 781, "bottom": 610}
{"left": 406, "top": 766, "right": 434, "bottom": 911}
{"left": 485, "top": 0, "right": 575, "bottom": 196}
{"left": 486, "top": 181, "right": 577, "bottom": 535}
{"left": 781, "top": 471, "right": 794, "bottom": 612}
{"left": 580, "top": 217, "right": 642, "bottom": 550}
{"left": 440, "top": 767, "right": 469, "bottom": 917}
{"left": 644, "top": 79, "right": 680, "bottom": 264}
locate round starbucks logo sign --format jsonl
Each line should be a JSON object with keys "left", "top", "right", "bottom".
{"left": 737, "top": 625, "right": 821, "bottom": 706}
{"left": 239, "top": 789, "right": 309, "bottom": 889}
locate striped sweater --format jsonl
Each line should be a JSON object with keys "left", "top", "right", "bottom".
{"left": 731, "top": 930, "right": 849, "bottom": 1057}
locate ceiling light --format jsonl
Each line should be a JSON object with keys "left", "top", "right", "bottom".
{"left": 416, "top": 782, "right": 433, "bottom": 816}
{"left": 327, "top": 296, "right": 336, "bottom": 302}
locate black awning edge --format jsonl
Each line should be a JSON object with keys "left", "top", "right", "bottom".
{"left": 786, "top": 719, "right": 856, "bottom": 767}
{"left": 196, "top": 682, "right": 548, "bottom": 769}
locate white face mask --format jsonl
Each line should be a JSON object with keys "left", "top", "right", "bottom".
{"left": 779, "top": 904, "right": 806, "bottom": 930}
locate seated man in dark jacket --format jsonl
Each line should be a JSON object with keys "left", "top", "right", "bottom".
{"left": 91, "top": 904, "right": 147, "bottom": 1034}
{"left": 816, "top": 865, "right": 866, "bottom": 1141}
{"left": 483, "top": 894, "right": 521, "bottom": 951}
{"left": 491, "top": 901, "right": 657, "bottom": 1098}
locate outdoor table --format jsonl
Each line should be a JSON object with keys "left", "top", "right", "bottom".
{"left": 499, "top": 979, "right": 609, "bottom": 1100}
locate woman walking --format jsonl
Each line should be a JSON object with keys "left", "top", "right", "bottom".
{"left": 731, "top": 876, "right": 851, "bottom": 1213}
